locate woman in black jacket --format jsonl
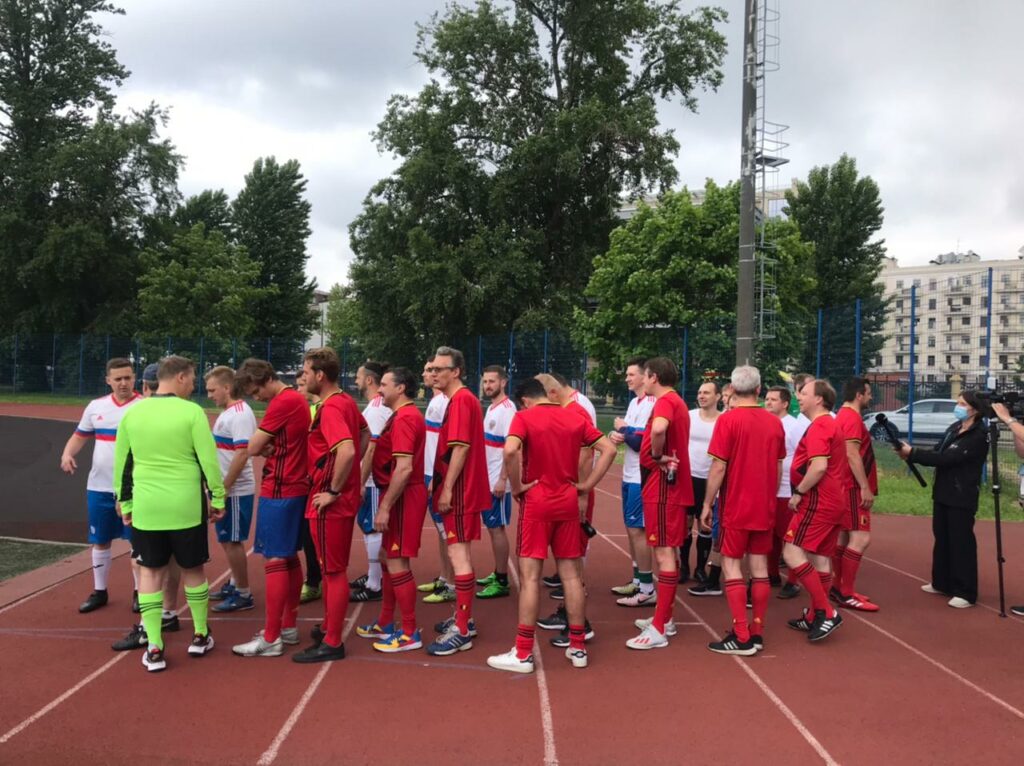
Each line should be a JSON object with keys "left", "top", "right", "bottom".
{"left": 897, "top": 391, "right": 988, "bottom": 608}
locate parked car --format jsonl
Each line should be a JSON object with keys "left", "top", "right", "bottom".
{"left": 865, "top": 399, "right": 958, "bottom": 441}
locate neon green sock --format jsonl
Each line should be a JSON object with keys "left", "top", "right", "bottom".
{"left": 139, "top": 591, "right": 164, "bottom": 649}
{"left": 185, "top": 582, "right": 210, "bottom": 636}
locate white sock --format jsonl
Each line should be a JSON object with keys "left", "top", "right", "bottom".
{"left": 162, "top": 609, "right": 177, "bottom": 619}
{"left": 364, "top": 533, "right": 383, "bottom": 590}
{"left": 131, "top": 565, "right": 140, "bottom": 590}
{"left": 91, "top": 548, "right": 112, "bottom": 591}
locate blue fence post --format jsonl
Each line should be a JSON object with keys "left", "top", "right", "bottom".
{"left": 681, "top": 327, "right": 689, "bottom": 396}
{"left": 908, "top": 285, "right": 917, "bottom": 445}
{"left": 52, "top": 333, "right": 58, "bottom": 393}
{"left": 12, "top": 333, "right": 18, "bottom": 393}
{"left": 78, "top": 334, "right": 85, "bottom": 396}
{"left": 854, "top": 298, "right": 862, "bottom": 376}
{"left": 985, "top": 266, "right": 994, "bottom": 380}
{"left": 542, "top": 329, "right": 549, "bottom": 373}
{"left": 815, "top": 308, "right": 823, "bottom": 378}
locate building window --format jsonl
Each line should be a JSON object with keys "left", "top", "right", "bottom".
{"left": 927, "top": 336, "right": 936, "bottom": 348}
{"left": 979, "top": 336, "right": 987, "bottom": 348}
{"left": 929, "top": 278, "right": 937, "bottom": 291}
{"left": 927, "top": 355, "right": 935, "bottom": 366}
{"left": 1000, "top": 315, "right": 1009, "bottom": 327}
{"left": 963, "top": 296, "right": 971, "bottom": 307}
{"left": 961, "top": 355, "right": 970, "bottom": 365}
{"left": 980, "top": 356, "right": 988, "bottom": 367}
{"left": 928, "top": 318, "right": 936, "bottom": 329}
{"left": 981, "top": 316, "right": 987, "bottom": 328}
{"left": 961, "top": 335, "right": 970, "bottom": 345}
{"left": 1000, "top": 335, "right": 1008, "bottom": 347}
{"left": 965, "top": 276, "right": 972, "bottom": 287}
{"left": 946, "top": 355, "right": 952, "bottom": 366}
{"left": 896, "top": 299, "right": 903, "bottom": 310}
{"left": 1000, "top": 355, "right": 1009, "bottom": 370}
{"left": 895, "top": 354, "right": 903, "bottom": 368}
{"left": 1001, "top": 273, "right": 1011, "bottom": 286}
{"left": 928, "top": 298, "right": 937, "bottom": 310}
{"left": 982, "top": 297, "right": 988, "bottom": 309}
{"left": 962, "top": 317, "right": 970, "bottom": 326}
{"left": 896, "top": 280, "right": 903, "bottom": 290}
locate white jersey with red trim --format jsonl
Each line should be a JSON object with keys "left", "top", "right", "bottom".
{"left": 483, "top": 397, "right": 517, "bottom": 491}
{"left": 569, "top": 390, "right": 597, "bottom": 426}
{"left": 424, "top": 392, "right": 449, "bottom": 480}
{"left": 621, "top": 394, "right": 655, "bottom": 484}
{"left": 75, "top": 393, "right": 142, "bottom": 492}
{"left": 688, "top": 409, "right": 718, "bottom": 479}
{"left": 777, "top": 413, "right": 809, "bottom": 498}
{"left": 212, "top": 400, "right": 258, "bottom": 497}
{"left": 362, "top": 393, "right": 393, "bottom": 487}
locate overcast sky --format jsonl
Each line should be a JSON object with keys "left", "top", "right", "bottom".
{"left": 106, "top": 0, "right": 1024, "bottom": 289}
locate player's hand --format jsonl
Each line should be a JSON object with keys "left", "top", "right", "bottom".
{"left": 374, "top": 508, "right": 390, "bottom": 533}
{"left": 896, "top": 442, "right": 912, "bottom": 459}
{"left": 209, "top": 505, "right": 226, "bottom": 522}
{"left": 613, "top": 417, "right": 627, "bottom": 431}
{"left": 513, "top": 480, "right": 537, "bottom": 500}
{"left": 311, "top": 492, "right": 336, "bottom": 511}
{"left": 437, "top": 485, "right": 453, "bottom": 515}
{"left": 493, "top": 478, "right": 506, "bottom": 497}
{"left": 60, "top": 454, "right": 77, "bottom": 474}
{"left": 259, "top": 442, "right": 275, "bottom": 457}
{"left": 578, "top": 495, "right": 587, "bottom": 522}
{"left": 699, "top": 504, "right": 712, "bottom": 531}
{"left": 991, "top": 402, "right": 1011, "bottom": 423}
{"left": 859, "top": 486, "right": 875, "bottom": 509}
{"left": 608, "top": 431, "right": 625, "bottom": 445}
{"left": 788, "top": 494, "right": 801, "bottom": 511}
{"left": 121, "top": 511, "right": 132, "bottom": 527}
{"left": 658, "top": 456, "right": 678, "bottom": 474}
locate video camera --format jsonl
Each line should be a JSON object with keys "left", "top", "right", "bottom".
{"left": 976, "top": 390, "right": 1024, "bottom": 420}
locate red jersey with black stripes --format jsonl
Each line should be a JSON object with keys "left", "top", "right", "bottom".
{"left": 372, "top": 402, "right": 427, "bottom": 512}
{"left": 640, "top": 391, "right": 694, "bottom": 507}
{"left": 791, "top": 413, "right": 848, "bottom": 520}
{"left": 835, "top": 405, "right": 878, "bottom": 495}
{"left": 258, "top": 387, "right": 310, "bottom": 499}
{"left": 432, "top": 386, "right": 491, "bottom": 514}
{"left": 307, "top": 391, "right": 367, "bottom": 519}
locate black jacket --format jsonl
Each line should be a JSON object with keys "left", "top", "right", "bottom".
{"left": 910, "top": 420, "right": 988, "bottom": 510}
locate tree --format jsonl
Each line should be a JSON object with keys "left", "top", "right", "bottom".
{"left": 0, "top": 1, "right": 181, "bottom": 333}
{"left": 172, "top": 190, "right": 233, "bottom": 238}
{"left": 349, "top": 0, "right": 728, "bottom": 362}
{"left": 232, "top": 157, "right": 316, "bottom": 342}
{"left": 784, "top": 154, "right": 888, "bottom": 374}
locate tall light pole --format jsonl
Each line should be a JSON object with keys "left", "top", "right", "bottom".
{"left": 736, "top": 0, "right": 758, "bottom": 366}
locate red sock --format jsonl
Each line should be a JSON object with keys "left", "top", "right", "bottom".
{"left": 787, "top": 565, "right": 799, "bottom": 585}
{"left": 768, "top": 537, "right": 782, "bottom": 580}
{"left": 283, "top": 556, "right": 302, "bottom": 630}
{"left": 841, "top": 548, "right": 863, "bottom": 596}
{"left": 831, "top": 545, "right": 846, "bottom": 592}
{"left": 569, "top": 624, "right": 586, "bottom": 651}
{"left": 515, "top": 623, "right": 535, "bottom": 660}
{"left": 263, "top": 559, "right": 289, "bottom": 642}
{"left": 750, "top": 577, "right": 770, "bottom": 636}
{"left": 819, "top": 570, "right": 833, "bottom": 597}
{"left": 651, "top": 570, "right": 678, "bottom": 633}
{"left": 794, "top": 562, "right": 833, "bottom": 617}
{"left": 391, "top": 570, "right": 417, "bottom": 636}
{"left": 323, "top": 571, "right": 348, "bottom": 647}
{"left": 378, "top": 569, "right": 395, "bottom": 627}
{"left": 724, "top": 579, "right": 750, "bottom": 641}
{"left": 454, "top": 574, "right": 475, "bottom": 635}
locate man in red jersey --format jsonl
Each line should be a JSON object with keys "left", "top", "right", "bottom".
{"left": 831, "top": 377, "right": 879, "bottom": 611}
{"left": 427, "top": 346, "right": 492, "bottom": 656}
{"left": 355, "top": 368, "right": 429, "bottom": 653}
{"left": 627, "top": 357, "right": 693, "bottom": 650}
{"left": 702, "top": 366, "right": 786, "bottom": 655}
{"left": 232, "top": 359, "right": 311, "bottom": 658}
{"left": 291, "top": 347, "right": 369, "bottom": 663}
{"left": 487, "top": 378, "right": 616, "bottom": 673}
{"left": 783, "top": 378, "right": 849, "bottom": 642}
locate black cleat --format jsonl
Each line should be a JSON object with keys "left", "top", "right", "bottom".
{"left": 112, "top": 624, "right": 147, "bottom": 651}
{"left": 752, "top": 634, "right": 764, "bottom": 652}
{"left": 549, "top": 621, "right": 594, "bottom": 647}
{"left": 536, "top": 606, "right": 568, "bottom": 631}
{"left": 787, "top": 608, "right": 813, "bottom": 632}
{"left": 1011, "top": 605, "right": 1024, "bottom": 617}
{"left": 549, "top": 586, "right": 565, "bottom": 601}
{"left": 542, "top": 573, "right": 561, "bottom": 588}
{"left": 688, "top": 583, "right": 723, "bottom": 597}
{"left": 79, "top": 590, "right": 109, "bottom": 613}
{"left": 162, "top": 614, "right": 181, "bottom": 632}
{"left": 292, "top": 640, "right": 346, "bottom": 664}
{"left": 777, "top": 583, "right": 801, "bottom": 600}
{"left": 349, "top": 586, "right": 382, "bottom": 603}
{"left": 768, "top": 575, "right": 782, "bottom": 587}
{"left": 310, "top": 623, "right": 325, "bottom": 646}
{"left": 808, "top": 610, "right": 843, "bottom": 642}
{"left": 349, "top": 574, "right": 369, "bottom": 590}
{"left": 708, "top": 633, "right": 757, "bottom": 656}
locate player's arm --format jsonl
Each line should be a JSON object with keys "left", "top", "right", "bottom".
{"left": 790, "top": 456, "right": 828, "bottom": 509}
{"left": 312, "top": 439, "right": 356, "bottom": 512}
{"left": 222, "top": 447, "right": 248, "bottom": 495}
{"left": 648, "top": 415, "right": 673, "bottom": 467}
{"left": 193, "top": 411, "right": 227, "bottom": 518}
{"left": 374, "top": 454, "right": 412, "bottom": 532}
{"left": 247, "top": 428, "right": 274, "bottom": 457}
{"left": 845, "top": 439, "right": 874, "bottom": 508}
{"left": 576, "top": 435, "right": 615, "bottom": 493}
{"left": 60, "top": 433, "right": 90, "bottom": 474}
{"left": 503, "top": 436, "right": 534, "bottom": 497}
{"left": 437, "top": 443, "right": 468, "bottom": 514}
{"left": 360, "top": 438, "right": 376, "bottom": 487}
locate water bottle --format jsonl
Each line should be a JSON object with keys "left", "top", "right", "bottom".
{"left": 666, "top": 450, "right": 677, "bottom": 485}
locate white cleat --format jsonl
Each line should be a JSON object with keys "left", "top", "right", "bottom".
{"left": 920, "top": 583, "right": 942, "bottom": 594}
{"left": 487, "top": 648, "right": 535, "bottom": 674}
{"left": 626, "top": 623, "right": 669, "bottom": 650}
{"left": 633, "top": 616, "right": 677, "bottom": 636}
{"left": 948, "top": 596, "right": 974, "bottom": 609}
{"left": 565, "top": 647, "right": 588, "bottom": 668}
{"left": 232, "top": 632, "right": 284, "bottom": 657}
{"left": 616, "top": 590, "right": 657, "bottom": 607}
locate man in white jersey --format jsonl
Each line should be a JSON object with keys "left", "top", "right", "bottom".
{"left": 476, "top": 365, "right": 516, "bottom": 599}
{"left": 609, "top": 357, "right": 657, "bottom": 605}
{"left": 764, "top": 385, "right": 809, "bottom": 598}
{"left": 418, "top": 356, "right": 456, "bottom": 602}
{"left": 205, "top": 366, "right": 258, "bottom": 612}
{"left": 682, "top": 382, "right": 722, "bottom": 586}
{"left": 61, "top": 357, "right": 141, "bottom": 613}
{"left": 350, "top": 361, "right": 393, "bottom": 602}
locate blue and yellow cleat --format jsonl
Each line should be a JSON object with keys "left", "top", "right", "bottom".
{"left": 355, "top": 621, "right": 394, "bottom": 639}
{"left": 372, "top": 629, "right": 423, "bottom": 653}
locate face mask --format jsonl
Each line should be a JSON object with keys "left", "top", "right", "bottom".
{"left": 953, "top": 405, "right": 970, "bottom": 421}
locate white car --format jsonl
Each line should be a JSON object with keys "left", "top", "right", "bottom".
{"left": 866, "top": 399, "right": 958, "bottom": 441}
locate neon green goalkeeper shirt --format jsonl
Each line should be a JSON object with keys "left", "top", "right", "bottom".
{"left": 113, "top": 394, "right": 226, "bottom": 531}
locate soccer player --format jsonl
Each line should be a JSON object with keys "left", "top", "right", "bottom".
{"left": 477, "top": 365, "right": 516, "bottom": 599}
{"left": 683, "top": 381, "right": 722, "bottom": 586}
{"left": 419, "top": 357, "right": 456, "bottom": 603}
{"left": 783, "top": 378, "right": 848, "bottom": 642}
{"left": 292, "top": 348, "right": 369, "bottom": 663}
{"left": 355, "top": 368, "right": 429, "bottom": 652}
{"left": 487, "top": 378, "right": 616, "bottom": 673}
{"left": 702, "top": 366, "right": 786, "bottom": 655}
{"left": 426, "top": 346, "right": 492, "bottom": 656}
{"left": 112, "top": 356, "right": 225, "bottom": 672}
{"left": 204, "top": 366, "right": 258, "bottom": 612}
{"left": 350, "top": 360, "right": 392, "bottom": 602}
{"left": 832, "top": 377, "right": 879, "bottom": 611}
{"left": 608, "top": 357, "right": 656, "bottom": 603}
{"left": 627, "top": 357, "right": 693, "bottom": 650}
{"left": 295, "top": 371, "right": 322, "bottom": 604}
{"left": 61, "top": 357, "right": 141, "bottom": 613}
{"left": 232, "top": 359, "right": 311, "bottom": 658}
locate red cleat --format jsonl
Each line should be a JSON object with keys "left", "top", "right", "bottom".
{"left": 838, "top": 593, "right": 879, "bottom": 612}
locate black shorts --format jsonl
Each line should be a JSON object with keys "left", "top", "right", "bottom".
{"left": 131, "top": 522, "right": 209, "bottom": 570}
{"left": 688, "top": 477, "right": 708, "bottom": 517}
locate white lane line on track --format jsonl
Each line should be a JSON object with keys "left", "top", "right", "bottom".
{"left": 256, "top": 606, "right": 363, "bottom": 766}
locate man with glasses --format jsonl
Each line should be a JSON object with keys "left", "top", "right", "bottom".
{"left": 418, "top": 357, "right": 456, "bottom": 602}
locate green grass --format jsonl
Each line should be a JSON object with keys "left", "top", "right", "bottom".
{"left": 0, "top": 538, "right": 87, "bottom": 582}
{"left": 0, "top": 393, "right": 95, "bottom": 406}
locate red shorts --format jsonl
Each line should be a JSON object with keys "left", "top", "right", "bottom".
{"left": 383, "top": 498, "right": 428, "bottom": 559}
{"left": 785, "top": 508, "right": 841, "bottom": 557}
{"left": 442, "top": 510, "right": 481, "bottom": 544}
{"left": 774, "top": 497, "right": 793, "bottom": 539}
{"left": 517, "top": 516, "right": 584, "bottom": 560}
{"left": 309, "top": 514, "right": 356, "bottom": 575}
{"left": 841, "top": 487, "right": 872, "bottom": 532}
{"left": 720, "top": 526, "right": 773, "bottom": 559}
{"left": 643, "top": 502, "right": 687, "bottom": 548}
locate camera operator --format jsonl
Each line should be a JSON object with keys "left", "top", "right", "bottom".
{"left": 990, "top": 401, "right": 1024, "bottom": 617}
{"left": 896, "top": 392, "right": 987, "bottom": 609}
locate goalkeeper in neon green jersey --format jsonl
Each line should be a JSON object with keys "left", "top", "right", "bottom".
{"left": 114, "top": 355, "right": 226, "bottom": 673}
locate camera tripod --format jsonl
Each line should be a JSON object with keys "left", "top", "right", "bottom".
{"left": 988, "top": 420, "right": 1007, "bottom": 618}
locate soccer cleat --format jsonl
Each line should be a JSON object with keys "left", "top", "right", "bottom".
{"left": 300, "top": 583, "right": 322, "bottom": 604}
{"left": 751, "top": 635, "right": 764, "bottom": 652}
{"left": 477, "top": 581, "right": 510, "bottom": 599}
{"left": 611, "top": 581, "right": 640, "bottom": 596}
{"left": 212, "top": 592, "right": 255, "bottom": 613}
{"left": 634, "top": 616, "right": 678, "bottom": 637}
{"left": 79, "top": 589, "right": 109, "bottom": 613}
{"left": 536, "top": 607, "right": 567, "bottom": 631}
{"left": 708, "top": 633, "right": 757, "bottom": 656}
{"left": 350, "top": 586, "right": 382, "bottom": 603}
{"left": 920, "top": 583, "right": 942, "bottom": 594}
{"left": 787, "top": 608, "right": 813, "bottom": 632}
{"left": 693, "top": 569, "right": 709, "bottom": 586}
{"left": 162, "top": 614, "right": 181, "bottom": 632}
{"left": 808, "top": 609, "right": 843, "bottom": 642}
{"left": 188, "top": 633, "right": 215, "bottom": 656}
{"left": 542, "top": 573, "right": 561, "bottom": 588}
{"left": 616, "top": 590, "right": 657, "bottom": 607}
{"left": 373, "top": 629, "right": 423, "bottom": 653}
{"left": 210, "top": 582, "right": 236, "bottom": 602}
{"left": 768, "top": 575, "right": 782, "bottom": 587}
{"left": 626, "top": 623, "right": 669, "bottom": 650}
{"left": 423, "top": 586, "right": 456, "bottom": 604}
{"left": 565, "top": 647, "right": 588, "bottom": 668}
{"left": 433, "top": 616, "right": 478, "bottom": 638}
{"left": 356, "top": 621, "right": 395, "bottom": 639}
{"left": 837, "top": 593, "right": 880, "bottom": 612}
{"left": 1010, "top": 605, "right": 1024, "bottom": 617}
{"left": 828, "top": 586, "right": 845, "bottom": 604}
{"left": 142, "top": 645, "right": 166, "bottom": 672}
{"left": 310, "top": 623, "right": 325, "bottom": 646}
{"left": 417, "top": 576, "right": 445, "bottom": 593}
{"left": 112, "top": 624, "right": 147, "bottom": 651}
{"left": 281, "top": 627, "right": 300, "bottom": 645}
{"left": 549, "top": 622, "right": 595, "bottom": 647}
{"left": 476, "top": 571, "right": 497, "bottom": 587}
{"left": 549, "top": 586, "right": 565, "bottom": 601}
{"left": 777, "top": 583, "right": 801, "bottom": 600}
{"left": 487, "top": 648, "right": 535, "bottom": 674}
{"left": 131, "top": 590, "right": 140, "bottom": 614}
{"left": 948, "top": 596, "right": 974, "bottom": 609}
{"left": 687, "top": 583, "right": 722, "bottom": 597}
{"left": 349, "top": 574, "right": 369, "bottom": 590}
{"left": 426, "top": 627, "right": 473, "bottom": 656}
{"left": 292, "top": 641, "right": 346, "bottom": 663}
{"left": 232, "top": 632, "right": 284, "bottom": 657}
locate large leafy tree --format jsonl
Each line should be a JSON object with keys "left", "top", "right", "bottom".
{"left": 349, "top": 0, "right": 727, "bottom": 364}
{"left": 0, "top": 0, "right": 181, "bottom": 333}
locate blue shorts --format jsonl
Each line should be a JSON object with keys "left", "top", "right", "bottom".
{"left": 254, "top": 496, "right": 305, "bottom": 558}
{"left": 357, "top": 485, "right": 381, "bottom": 534}
{"left": 215, "top": 495, "right": 254, "bottom": 543}
{"left": 482, "top": 493, "right": 512, "bottom": 529}
{"left": 426, "top": 475, "right": 443, "bottom": 524}
{"left": 621, "top": 482, "right": 644, "bottom": 529}
{"left": 87, "top": 490, "right": 129, "bottom": 544}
